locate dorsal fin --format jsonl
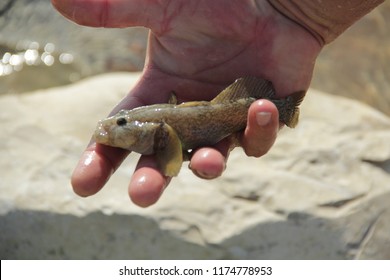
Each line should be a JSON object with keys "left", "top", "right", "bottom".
{"left": 211, "top": 77, "right": 275, "bottom": 104}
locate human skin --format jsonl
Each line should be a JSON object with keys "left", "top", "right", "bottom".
{"left": 268, "top": 0, "right": 384, "bottom": 44}
{"left": 51, "top": 0, "right": 381, "bottom": 207}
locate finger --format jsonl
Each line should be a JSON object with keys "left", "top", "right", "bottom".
{"left": 52, "top": 0, "right": 148, "bottom": 27}
{"left": 189, "top": 99, "right": 280, "bottom": 179}
{"left": 189, "top": 139, "right": 231, "bottom": 179}
{"left": 128, "top": 155, "right": 171, "bottom": 207}
{"left": 71, "top": 143, "right": 129, "bottom": 196}
{"left": 51, "top": 0, "right": 169, "bottom": 31}
{"left": 241, "top": 99, "right": 279, "bottom": 157}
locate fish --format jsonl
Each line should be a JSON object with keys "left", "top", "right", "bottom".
{"left": 94, "top": 77, "right": 306, "bottom": 177}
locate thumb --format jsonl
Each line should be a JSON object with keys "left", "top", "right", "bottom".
{"left": 51, "top": 0, "right": 167, "bottom": 30}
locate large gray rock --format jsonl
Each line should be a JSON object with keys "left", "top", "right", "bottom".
{"left": 1, "top": 73, "right": 389, "bottom": 259}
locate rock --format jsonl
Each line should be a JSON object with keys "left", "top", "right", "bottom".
{"left": 1, "top": 73, "right": 390, "bottom": 259}
{"left": 311, "top": 1, "right": 390, "bottom": 115}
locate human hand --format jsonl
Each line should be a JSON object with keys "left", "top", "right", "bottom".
{"left": 52, "top": 0, "right": 322, "bottom": 207}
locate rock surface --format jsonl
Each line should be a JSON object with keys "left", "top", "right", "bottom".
{"left": 1, "top": 73, "right": 390, "bottom": 259}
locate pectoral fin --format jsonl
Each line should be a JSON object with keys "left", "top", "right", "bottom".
{"left": 155, "top": 123, "right": 183, "bottom": 177}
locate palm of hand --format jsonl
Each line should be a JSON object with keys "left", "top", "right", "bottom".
{"left": 141, "top": 0, "right": 319, "bottom": 100}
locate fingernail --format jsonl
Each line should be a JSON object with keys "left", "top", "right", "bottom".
{"left": 256, "top": 111, "right": 272, "bottom": 126}
{"left": 193, "top": 169, "right": 217, "bottom": 180}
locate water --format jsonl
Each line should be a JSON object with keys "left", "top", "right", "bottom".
{"left": 0, "top": 40, "right": 80, "bottom": 93}
{"left": 0, "top": 0, "right": 147, "bottom": 94}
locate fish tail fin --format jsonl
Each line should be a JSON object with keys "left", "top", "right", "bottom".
{"left": 211, "top": 77, "right": 275, "bottom": 104}
{"left": 210, "top": 76, "right": 305, "bottom": 128}
{"left": 279, "top": 90, "right": 306, "bottom": 128}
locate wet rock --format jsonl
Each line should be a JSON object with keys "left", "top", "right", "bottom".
{"left": 0, "top": 73, "right": 389, "bottom": 259}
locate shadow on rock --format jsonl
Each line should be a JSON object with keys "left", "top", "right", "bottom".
{"left": 0, "top": 211, "right": 220, "bottom": 260}
{"left": 0, "top": 210, "right": 358, "bottom": 260}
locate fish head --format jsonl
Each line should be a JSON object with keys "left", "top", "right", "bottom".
{"left": 94, "top": 113, "right": 159, "bottom": 155}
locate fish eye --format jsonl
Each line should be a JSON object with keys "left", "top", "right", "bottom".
{"left": 116, "top": 117, "right": 127, "bottom": 126}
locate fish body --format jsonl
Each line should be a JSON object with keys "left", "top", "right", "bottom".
{"left": 94, "top": 77, "right": 305, "bottom": 176}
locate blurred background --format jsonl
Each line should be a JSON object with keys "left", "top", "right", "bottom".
{"left": 0, "top": 0, "right": 389, "bottom": 114}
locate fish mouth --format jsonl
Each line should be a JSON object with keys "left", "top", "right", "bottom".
{"left": 93, "top": 120, "right": 111, "bottom": 144}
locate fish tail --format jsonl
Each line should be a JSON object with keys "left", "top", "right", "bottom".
{"left": 278, "top": 90, "right": 306, "bottom": 128}
{"left": 212, "top": 76, "right": 305, "bottom": 128}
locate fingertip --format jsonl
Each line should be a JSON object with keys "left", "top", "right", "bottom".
{"left": 241, "top": 99, "right": 279, "bottom": 157}
{"left": 128, "top": 156, "right": 170, "bottom": 207}
{"left": 71, "top": 150, "right": 110, "bottom": 197}
{"left": 190, "top": 148, "right": 226, "bottom": 179}
{"left": 71, "top": 144, "right": 128, "bottom": 197}
{"left": 129, "top": 170, "right": 167, "bottom": 207}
